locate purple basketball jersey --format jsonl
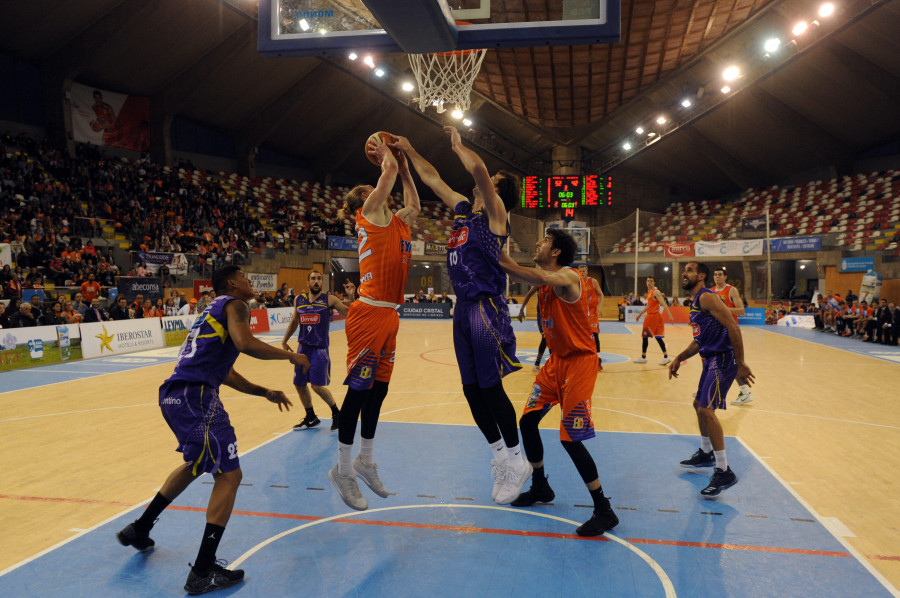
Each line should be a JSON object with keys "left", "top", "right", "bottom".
{"left": 167, "top": 295, "right": 241, "bottom": 388}
{"left": 690, "top": 287, "right": 734, "bottom": 357}
{"left": 447, "top": 201, "right": 508, "bottom": 301}
{"left": 295, "top": 292, "right": 331, "bottom": 347}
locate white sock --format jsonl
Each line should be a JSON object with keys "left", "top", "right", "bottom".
{"left": 714, "top": 450, "right": 728, "bottom": 470}
{"left": 739, "top": 384, "right": 751, "bottom": 395}
{"left": 338, "top": 441, "right": 353, "bottom": 476}
{"left": 700, "top": 436, "right": 713, "bottom": 453}
{"left": 358, "top": 437, "right": 374, "bottom": 464}
{"left": 506, "top": 444, "right": 525, "bottom": 470}
{"left": 489, "top": 439, "right": 508, "bottom": 463}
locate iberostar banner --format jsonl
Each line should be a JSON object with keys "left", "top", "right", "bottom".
{"left": 80, "top": 319, "right": 164, "bottom": 359}
{"left": 70, "top": 82, "right": 150, "bottom": 152}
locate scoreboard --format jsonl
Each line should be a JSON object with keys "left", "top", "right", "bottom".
{"left": 521, "top": 175, "right": 611, "bottom": 218}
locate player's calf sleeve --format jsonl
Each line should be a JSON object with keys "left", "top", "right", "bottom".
{"left": 656, "top": 338, "right": 668, "bottom": 354}
{"left": 360, "top": 380, "right": 388, "bottom": 439}
{"left": 483, "top": 383, "right": 519, "bottom": 449}
{"left": 338, "top": 387, "right": 368, "bottom": 445}
{"left": 561, "top": 440, "right": 599, "bottom": 484}
{"left": 641, "top": 337, "right": 649, "bottom": 354}
{"left": 519, "top": 410, "right": 545, "bottom": 463}
{"left": 463, "top": 383, "right": 502, "bottom": 445}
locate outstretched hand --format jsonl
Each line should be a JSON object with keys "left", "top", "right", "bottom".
{"left": 444, "top": 125, "right": 462, "bottom": 147}
{"left": 265, "top": 389, "right": 293, "bottom": 412}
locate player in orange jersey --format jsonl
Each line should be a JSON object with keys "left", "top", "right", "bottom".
{"left": 578, "top": 263, "right": 604, "bottom": 371}
{"left": 498, "top": 229, "right": 619, "bottom": 537}
{"left": 634, "top": 276, "right": 674, "bottom": 365}
{"left": 328, "top": 139, "right": 420, "bottom": 512}
{"left": 712, "top": 267, "right": 754, "bottom": 405}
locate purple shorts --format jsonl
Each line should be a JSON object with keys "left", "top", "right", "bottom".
{"left": 453, "top": 296, "right": 521, "bottom": 388}
{"left": 293, "top": 345, "right": 331, "bottom": 387}
{"left": 159, "top": 380, "right": 240, "bottom": 475}
{"left": 696, "top": 351, "right": 738, "bottom": 410}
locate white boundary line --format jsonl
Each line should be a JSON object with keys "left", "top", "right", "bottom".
{"left": 761, "top": 328, "right": 900, "bottom": 365}
{"left": 736, "top": 436, "right": 900, "bottom": 598}
{"left": 229, "top": 504, "right": 677, "bottom": 598}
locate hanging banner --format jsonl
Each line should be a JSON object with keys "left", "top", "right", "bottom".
{"left": 411, "top": 240, "right": 426, "bottom": 256}
{"left": 193, "top": 279, "right": 214, "bottom": 299}
{"left": 246, "top": 272, "right": 278, "bottom": 292}
{"left": 0, "top": 325, "right": 83, "bottom": 371}
{"left": 327, "top": 236, "right": 359, "bottom": 251}
{"left": 695, "top": 240, "right": 764, "bottom": 257}
{"left": 742, "top": 217, "right": 767, "bottom": 232}
{"left": 769, "top": 236, "right": 821, "bottom": 253}
{"left": 69, "top": 82, "right": 150, "bottom": 152}
{"left": 118, "top": 277, "right": 163, "bottom": 303}
{"left": 425, "top": 242, "right": 447, "bottom": 256}
{"left": 79, "top": 318, "right": 164, "bottom": 359}
{"left": 840, "top": 257, "right": 875, "bottom": 272}
{"left": 134, "top": 251, "right": 189, "bottom": 275}
{"left": 663, "top": 242, "right": 694, "bottom": 258}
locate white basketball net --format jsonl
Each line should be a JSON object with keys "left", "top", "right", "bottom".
{"left": 408, "top": 48, "right": 487, "bottom": 114}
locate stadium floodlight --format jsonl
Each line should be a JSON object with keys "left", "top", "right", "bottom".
{"left": 681, "top": 98, "right": 692, "bottom": 108}
{"left": 656, "top": 116, "right": 667, "bottom": 125}
{"left": 764, "top": 38, "right": 781, "bottom": 53}
{"left": 374, "top": 68, "right": 385, "bottom": 77}
{"left": 623, "top": 142, "right": 632, "bottom": 150}
{"left": 723, "top": 66, "right": 740, "bottom": 81}
{"left": 348, "top": 52, "right": 358, "bottom": 60}
{"left": 451, "top": 109, "right": 464, "bottom": 119}
{"left": 721, "top": 85, "right": 731, "bottom": 94}
{"left": 635, "top": 126, "right": 644, "bottom": 134}
{"left": 818, "top": 3, "right": 835, "bottom": 17}
{"left": 792, "top": 21, "right": 808, "bottom": 36}
{"left": 462, "top": 118, "right": 473, "bottom": 127}
{"left": 401, "top": 82, "right": 415, "bottom": 92}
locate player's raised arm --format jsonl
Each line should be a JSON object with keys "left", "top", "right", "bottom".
{"left": 360, "top": 142, "right": 399, "bottom": 224}
{"left": 392, "top": 135, "right": 466, "bottom": 209}
{"left": 394, "top": 151, "right": 421, "bottom": 227}
{"left": 499, "top": 253, "right": 580, "bottom": 300}
{"left": 445, "top": 126, "right": 508, "bottom": 232}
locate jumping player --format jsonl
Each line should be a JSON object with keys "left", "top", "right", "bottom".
{"left": 282, "top": 270, "right": 349, "bottom": 431}
{"left": 499, "top": 230, "right": 619, "bottom": 536}
{"left": 329, "top": 138, "right": 419, "bottom": 511}
{"left": 711, "top": 267, "right": 754, "bottom": 406}
{"left": 578, "top": 263, "right": 604, "bottom": 371}
{"left": 393, "top": 127, "right": 531, "bottom": 505}
{"left": 669, "top": 261, "right": 755, "bottom": 497}
{"left": 115, "top": 266, "right": 308, "bottom": 595}
{"left": 634, "top": 276, "right": 674, "bottom": 365}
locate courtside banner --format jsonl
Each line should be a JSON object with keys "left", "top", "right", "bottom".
{"left": 118, "top": 277, "right": 163, "bottom": 302}
{"left": 161, "top": 315, "right": 199, "bottom": 347}
{"left": 80, "top": 318, "right": 164, "bottom": 359}
{"left": 0, "top": 324, "right": 83, "bottom": 372}
{"left": 398, "top": 303, "right": 451, "bottom": 319}
{"left": 327, "top": 236, "right": 358, "bottom": 251}
{"left": 246, "top": 272, "right": 277, "bottom": 292}
{"left": 250, "top": 309, "right": 270, "bottom": 333}
{"left": 696, "top": 240, "right": 764, "bottom": 257}
{"left": 663, "top": 242, "right": 694, "bottom": 258}
{"left": 193, "top": 279, "right": 213, "bottom": 299}
{"left": 776, "top": 313, "right": 816, "bottom": 329}
{"left": 738, "top": 308, "right": 766, "bottom": 325}
{"left": 267, "top": 307, "right": 294, "bottom": 331}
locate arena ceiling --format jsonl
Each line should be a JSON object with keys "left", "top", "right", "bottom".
{"left": 3, "top": 0, "right": 900, "bottom": 200}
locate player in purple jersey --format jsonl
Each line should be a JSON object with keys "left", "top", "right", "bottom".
{"left": 115, "top": 266, "right": 309, "bottom": 595}
{"left": 282, "top": 270, "right": 349, "bottom": 431}
{"left": 393, "top": 127, "right": 531, "bottom": 505}
{"left": 668, "top": 261, "right": 755, "bottom": 498}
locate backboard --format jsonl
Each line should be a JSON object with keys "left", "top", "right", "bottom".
{"left": 259, "top": 0, "right": 621, "bottom": 57}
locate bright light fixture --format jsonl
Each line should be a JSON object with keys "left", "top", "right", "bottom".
{"left": 348, "top": 52, "right": 358, "bottom": 60}
{"left": 819, "top": 3, "right": 835, "bottom": 17}
{"left": 363, "top": 55, "right": 375, "bottom": 68}
{"left": 401, "top": 82, "right": 414, "bottom": 92}
{"left": 656, "top": 116, "right": 667, "bottom": 125}
{"left": 636, "top": 127, "right": 644, "bottom": 134}
{"left": 299, "top": 19, "right": 310, "bottom": 31}
{"left": 462, "top": 118, "right": 473, "bottom": 127}
{"left": 763, "top": 38, "right": 781, "bottom": 53}
{"left": 663, "top": 266, "right": 669, "bottom": 272}
{"left": 723, "top": 66, "right": 740, "bottom": 81}
{"left": 681, "top": 98, "right": 692, "bottom": 108}
{"left": 451, "top": 109, "right": 464, "bottom": 119}
{"left": 721, "top": 85, "right": 731, "bottom": 94}
{"left": 319, "top": 28, "right": 327, "bottom": 35}
{"left": 792, "top": 21, "right": 808, "bottom": 36}
{"left": 623, "top": 142, "right": 632, "bottom": 150}
{"left": 647, "top": 132, "right": 656, "bottom": 137}
{"left": 374, "top": 68, "right": 385, "bottom": 77}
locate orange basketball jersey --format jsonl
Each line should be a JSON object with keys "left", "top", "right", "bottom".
{"left": 355, "top": 210, "right": 412, "bottom": 305}
{"left": 538, "top": 269, "right": 595, "bottom": 358}
{"left": 646, "top": 289, "right": 661, "bottom": 314}
{"left": 714, "top": 284, "right": 739, "bottom": 323}
{"left": 584, "top": 277, "right": 600, "bottom": 325}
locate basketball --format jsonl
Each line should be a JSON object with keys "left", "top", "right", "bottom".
{"left": 365, "top": 131, "right": 397, "bottom": 165}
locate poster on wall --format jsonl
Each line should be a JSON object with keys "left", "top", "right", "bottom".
{"left": 69, "top": 82, "right": 150, "bottom": 152}
{"left": 246, "top": 273, "right": 278, "bottom": 292}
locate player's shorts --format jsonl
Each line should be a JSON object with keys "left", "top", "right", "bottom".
{"left": 642, "top": 312, "right": 665, "bottom": 337}
{"left": 159, "top": 380, "right": 239, "bottom": 475}
{"left": 590, "top": 319, "right": 600, "bottom": 334}
{"left": 696, "top": 351, "right": 738, "bottom": 410}
{"left": 344, "top": 301, "right": 399, "bottom": 390}
{"left": 522, "top": 351, "right": 597, "bottom": 442}
{"left": 293, "top": 345, "right": 330, "bottom": 387}
{"left": 454, "top": 296, "right": 522, "bottom": 388}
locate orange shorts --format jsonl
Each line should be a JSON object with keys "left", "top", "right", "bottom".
{"left": 641, "top": 312, "right": 665, "bottom": 337}
{"left": 522, "top": 351, "right": 597, "bottom": 442}
{"left": 590, "top": 319, "right": 599, "bottom": 334}
{"left": 344, "top": 301, "right": 399, "bottom": 390}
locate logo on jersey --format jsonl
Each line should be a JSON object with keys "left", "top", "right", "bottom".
{"left": 691, "top": 322, "right": 701, "bottom": 337}
{"left": 399, "top": 239, "right": 412, "bottom": 253}
{"left": 526, "top": 384, "right": 541, "bottom": 409}
{"left": 360, "top": 366, "right": 372, "bottom": 379}
{"left": 448, "top": 227, "right": 469, "bottom": 249}
{"left": 299, "top": 314, "right": 321, "bottom": 324}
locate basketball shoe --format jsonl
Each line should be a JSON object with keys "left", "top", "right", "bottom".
{"left": 701, "top": 467, "right": 739, "bottom": 497}
{"left": 491, "top": 458, "right": 508, "bottom": 501}
{"left": 731, "top": 391, "right": 754, "bottom": 406}
{"left": 495, "top": 461, "right": 533, "bottom": 504}
{"left": 680, "top": 448, "right": 716, "bottom": 469}
{"left": 184, "top": 560, "right": 244, "bottom": 595}
{"left": 293, "top": 415, "right": 320, "bottom": 430}
{"left": 353, "top": 456, "right": 389, "bottom": 498}
{"left": 633, "top": 356, "right": 647, "bottom": 363}
{"left": 329, "top": 465, "right": 368, "bottom": 510}
{"left": 511, "top": 476, "right": 555, "bottom": 507}
{"left": 115, "top": 522, "right": 155, "bottom": 552}
{"left": 576, "top": 495, "right": 619, "bottom": 537}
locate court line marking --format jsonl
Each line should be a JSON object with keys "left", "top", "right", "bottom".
{"left": 228, "top": 503, "right": 677, "bottom": 598}
{"left": 736, "top": 437, "right": 900, "bottom": 598}
{"left": 761, "top": 328, "right": 900, "bottom": 364}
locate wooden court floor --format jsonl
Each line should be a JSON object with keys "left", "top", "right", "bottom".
{"left": 1, "top": 320, "right": 899, "bottom": 591}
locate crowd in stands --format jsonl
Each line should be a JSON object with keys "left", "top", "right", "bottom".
{"left": 767, "top": 290, "right": 899, "bottom": 345}
{"left": 404, "top": 289, "right": 454, "bottom": 306}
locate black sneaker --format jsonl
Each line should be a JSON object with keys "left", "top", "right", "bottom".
{"left": 511, "top": 483, "right": 555, "bottom": 506}
{"left": 576, "top": 505, "right": 619, "bottom": 537}
{"left": 293, "top": 415, "right": 321, "bottom": 430}
{"left": 184, "top": 561, "right": 245, "bottom": 595}
{"left": 330, "top": 412, "right": 340, "bottom": 431}
{"left": 115, "top": 521, "right": 155, "bottom": 552}
{"left": 680, "top": 448, "right": 715, "bottom": 469}
{"left": 700, "top": 466, "right": 739, "bottom": 497}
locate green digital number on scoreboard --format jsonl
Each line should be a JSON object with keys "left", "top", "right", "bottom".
{"left": 521, "top": 175, "right": 611, "bottom": 217}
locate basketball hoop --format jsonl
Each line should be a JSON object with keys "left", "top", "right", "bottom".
{"left": 408, "top": 26, "right": 486, "bottom": 114}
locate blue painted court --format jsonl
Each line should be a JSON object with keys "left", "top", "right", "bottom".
{"left": 1, "top": 422, "right": 892, "bottom": 597}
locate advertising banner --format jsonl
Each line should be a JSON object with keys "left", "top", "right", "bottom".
{"left": 840, "top": 257, "right": 875, "bottom": 272}
{"left": 193, "top": 279, "right": 213, "bottom": 299}
{"left": 769, "top": 236, "right": 821, "bottom": 253}
{"left": 741, "top": 217, "right": 767, "bottom": 232}
{"left": 398, "top": 303, "right": 451, "bottom": 319}
{"left": 246, "top": 272, "right": 277, "bottom": 292}
{"left": 267, "top": 307, "right": 294, "bottom": 331}
{"left": 425, "top": 242, "right": 447, "bottom": 256}
{"left": 411, "top": 240, "right": 425, "bottom": 256}
{"left": 624, "top": 305, "right": 644, "bottom": 323}
{"left": 0, "top": 324, "right": 83, "bottom": 371}
{"left": 696, "top": 240, "right": 764, "bottom": 257}
{"left": 69, "top": 82, "right": 150, "bottom": 152}
{"left": 80, "top": 318, "right": 164, "bottom": 359}
{"left": 250, "top": 309, "right": 270, "bottom": 334}
{"left": 508, "top": 304, "right": 524, "bottom": 319}
{"left": 135, "top": 251, "right": 189, "bottom": 275}
{"left": 327, "top": 236, "right": 359, "bottom": 251}
{"left": 118, "top": 277, "right": 163, "bottom": 302}
{"left": 161, "top": 314, "right": 200, "bottom": 347}
{"left": 737, "top": 308, "right": 766, "bottom": 325}
{"left": 0, "top": 243, "right": 12, "bottom": 268}
{"left": 663, "top": 242, "right": 694, "bottom": 258}
{"left": 776, "top": 313, "right": 816, "bottom": 329}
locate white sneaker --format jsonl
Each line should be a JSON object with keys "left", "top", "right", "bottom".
{"left": 353, "top": 456, "right": 389, "bottom": 498}
{"left": 531, "top": 364, "right": 540, "bottom": 373}
{"left": 659, "top": 357, "right": 672, "bottom": 366}
{"left": 495, "top": 461, "right": 533, "bottom": 505}
{"left": 491, "top": 458, "right": 508, "bottom": 501}
{"left": 633, "top": 357, "right": 647, "bottom": 364}
{"left": 329, "top": 465, "right": 368, "bottom": 510}
{"left": 731, "top": 392, "right": 754, "bottom": 406}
